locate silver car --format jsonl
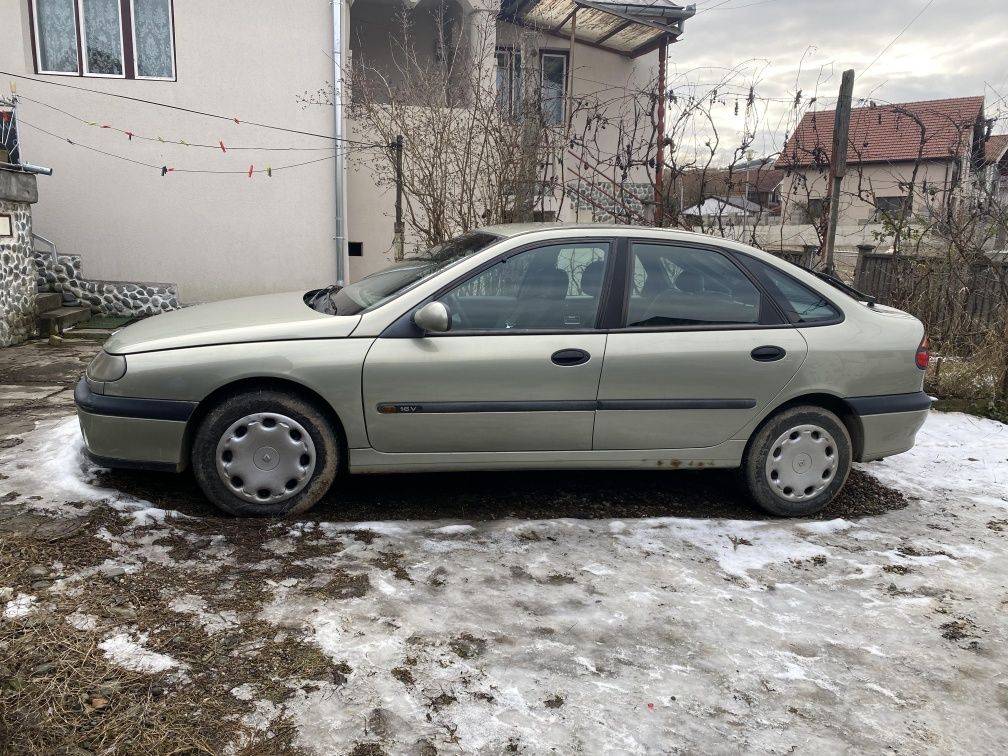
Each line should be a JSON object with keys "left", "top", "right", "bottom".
{"left": 75, "top": 225, "right": 930, "bottom": 518}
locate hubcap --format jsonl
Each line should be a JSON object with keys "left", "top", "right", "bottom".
{"left": 764, "top": 423, "right": 838, "bottom": 502}
{"left": 215, "top": 413, "right": 316, "bottom": 505}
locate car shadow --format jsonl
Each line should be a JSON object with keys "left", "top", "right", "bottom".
{"left": 96, "top": 466, "right": 906, "bottom": 523}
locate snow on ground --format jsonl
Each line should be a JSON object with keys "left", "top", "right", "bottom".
{"left": 98, "top": 631, "right": 186, "bottom": 675}
{"left": 2, "top": 411, "right": 1008, "bottom": 753}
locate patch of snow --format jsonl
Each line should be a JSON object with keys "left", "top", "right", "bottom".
{"left": 262, "top": 537, "right": 297, "bottom": 555}
{"left": 169, "top": 594, "right": 240, "bottom": 635}
{"left": 3, "top": 593, "right": 36, "bottom": 619}
{"left": 431, "top": 524, "right": 475, "bottom": 535}
{"left": 67, "top": 611, "right": 99, "bottom": 631}
{"left": 797, "top": 518, "right": 853, "bottom": 534}
{"left": 99, "top": 632, "right": 184, "bottom": 674}
{"left": 231, "top": 683, "right": 257, "bottom": 702}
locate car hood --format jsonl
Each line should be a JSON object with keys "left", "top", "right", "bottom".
{"left": 103, "top": 292, "right": 362, "bottom": 355}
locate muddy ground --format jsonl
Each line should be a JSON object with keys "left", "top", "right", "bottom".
{"left": 1, "top": 339, "right": 1007, "bottom": 755}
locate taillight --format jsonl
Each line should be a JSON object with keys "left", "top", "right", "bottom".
{"left": 915, "top": 336, "right": 929, "bottom": 370}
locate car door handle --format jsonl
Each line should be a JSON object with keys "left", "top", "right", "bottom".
{"left": 751, "top": 345, "right": 787, "bottom": 362}
{"left": 551, "top": 349, "right": 591, "bottom": 366}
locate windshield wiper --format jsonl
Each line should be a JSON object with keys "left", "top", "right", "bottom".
{"left": 305, "top": 284, "right": 342, "bottom": 314}
{"left": 804, "top": 269, "right": 876, "bottom": 307}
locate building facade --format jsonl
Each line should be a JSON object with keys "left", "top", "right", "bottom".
{"left": 1, "top": 0, "right": 693, "bottom": 304}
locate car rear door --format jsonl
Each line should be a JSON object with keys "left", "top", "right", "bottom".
{"left": 362, "top": 239, "right": 615, "bottom": 454}
{"left": 593, "top": 240, "right": 808, "bottom": 450}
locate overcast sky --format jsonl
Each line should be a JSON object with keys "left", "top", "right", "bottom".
{"left": 663, "top": 0, "right": 1008, "bottom": 163}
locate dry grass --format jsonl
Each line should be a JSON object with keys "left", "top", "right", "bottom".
{"left": 0, "top": 507, "right": 352, "bottom": 755}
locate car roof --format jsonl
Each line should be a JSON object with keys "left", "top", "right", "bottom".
{"left": 478, "top": 222, "right": 711, "bottom": 240}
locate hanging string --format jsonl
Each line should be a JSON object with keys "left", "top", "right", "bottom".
{"left": 18, "top": 119, "right": 342, "bottom": 176}
{"left": 15, "top": 94, "right": 371, "bottom": 151}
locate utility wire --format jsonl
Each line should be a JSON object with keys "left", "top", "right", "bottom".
{"left": 0, "top": 69, "right": 367, "bottom": 144}
{"left": 862, "top": 0, "right": 936, "bottom": 76}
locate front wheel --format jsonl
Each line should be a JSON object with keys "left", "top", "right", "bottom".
{"left": 192, "top": 390, "right": 339, "bottom": 517}
{"left": 743, "top": 405, "right": 852, "bottom": 517}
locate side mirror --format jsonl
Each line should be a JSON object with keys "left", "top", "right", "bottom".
{"left": 413, "top": 301, "right": 451, "bottom": 333}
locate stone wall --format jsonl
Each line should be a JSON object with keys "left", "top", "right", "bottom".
{"left": 567, "top": 181, "right": 654, "bottom": 223}
{"left": 34, "top": 251, "right": 179, "bottom": 317}
{"left": 0, "top": 170, "right": 38, "bottom": 347}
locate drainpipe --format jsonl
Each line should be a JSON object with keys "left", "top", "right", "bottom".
{"left": 332, "top": 0, "right": 349, "bottom": 286}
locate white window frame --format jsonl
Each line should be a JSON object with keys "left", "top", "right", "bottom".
{"left": 31, "top": 0, "right": 80, "bottom": 76}
{"left": 129, "top": 0, "right": 176, "bottom": 81}
{"left": 540, "top": 51, "right": 568, "bottom": 127}
{"left": 77, "top": 0, "right": 126, "bottom": 78}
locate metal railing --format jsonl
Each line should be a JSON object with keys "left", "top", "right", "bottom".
{"left": 32, "top": 233, "right": 76, "bottom": 305}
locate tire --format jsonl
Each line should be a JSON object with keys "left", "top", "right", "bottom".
{"left": 191, "top": 389, "right": 339, "bottom": 517}
{"left": 742, "top": 405, "right": 852, "bottom": 517}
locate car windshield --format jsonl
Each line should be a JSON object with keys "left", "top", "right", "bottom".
{"left": 304, "top": 231, "right": 500, "bottom": 316}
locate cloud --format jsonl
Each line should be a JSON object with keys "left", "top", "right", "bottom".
{"left": 666, "top": 0, "right": 1008, "bottom": 163}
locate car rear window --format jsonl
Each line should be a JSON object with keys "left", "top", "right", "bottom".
{"left": 757, "top": 263, "right": 840, "bottom": 323}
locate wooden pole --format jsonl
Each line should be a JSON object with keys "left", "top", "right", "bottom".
{"left": 654, "top": 38, "right": 668, "bottom": 227}
{"left": 824, "top": 68, "right": 855, "bottom": 274}
{"left": 393, "top": 134, "right": 404, "bottom": 261}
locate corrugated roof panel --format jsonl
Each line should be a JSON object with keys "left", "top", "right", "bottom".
{"left": 603, "top": 21, "right": 661, "bottom": 52}
{"left": 503, "top": 0, "right": 694, "bottom": 57}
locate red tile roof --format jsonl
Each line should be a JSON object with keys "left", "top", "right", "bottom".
{"left": 984, "top": 134, "right": 1008, "bottom": 163}
{"left": 775, "top": 96, "right": 985, "bottom": 170}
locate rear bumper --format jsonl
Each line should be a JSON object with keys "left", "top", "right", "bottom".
{"left": 848, "top": 391, "right": 931, "bottom": 462}
{"left": 74, "top": 377, "right": 192, "bottom": 472}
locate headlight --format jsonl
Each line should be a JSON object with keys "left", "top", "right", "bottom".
{"left": 87, "top": 351, "right": 127, "bottom": 382}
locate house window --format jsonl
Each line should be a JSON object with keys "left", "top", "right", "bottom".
{"left": 540, "top": 52, "right": 567, "bottom": 126}
{"left": 29, "top": 0, "right": 175, "bottom": 80}
{"left": 33, "top": 0, "right": 79, "bottom": 74}
{"left": 131, "top": 0, "right": 175, "bottom": 79}
{"left": 803, "top": 198, "right": 827, "bottom": 223}
{"left": 495, "top": 47, "right": 567, "bottom": 125}
{"left": 80, "top": 0, "right": 124, "bottom": 76}
{"left": 873, "top": 195, "right": 909, "bottom": 222}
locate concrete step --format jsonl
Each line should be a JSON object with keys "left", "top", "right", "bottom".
{"left": 38, "top": 306, "right": 91, "bottom": 335}
{"left": 36, "top": 292, "right": 61, "bottom": 312}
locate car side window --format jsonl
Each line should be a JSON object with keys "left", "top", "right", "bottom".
{"left": 625, "top": 243, "right": 762, "bottom": 328}
{"left": 438, "top": 242, "right": 610, "bottom": 331}
{"left": 755, "top": 263, "right": 840, "bottom": 323}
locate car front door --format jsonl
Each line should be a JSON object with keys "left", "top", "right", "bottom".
{"left": 362, "top": 240, "right": 614, "bottom": 454}
{"left": 593, "top": 240, "right": 808, "bottom": 450}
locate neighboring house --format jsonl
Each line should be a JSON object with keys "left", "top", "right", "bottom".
{"left": 775, "top": 96, "right": 991, "bottom": 227}
{"left": 982, "top": 133, "right": 1008, "bottom": 206}
{"left": 744, "top": 164, "right": 783, "bottom": 210}
{"left": 727, "top": 158, "right": 783, "bottom": 209}
{"left": 0, "top": 0, "right": 695, "bottom": 305}
{"left": 683, "top": 195, "right": 761, "bottom": 221}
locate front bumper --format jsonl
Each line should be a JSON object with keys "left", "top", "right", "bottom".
{"left": 848, "top": 391, "right": 931, "bottom": 462}
{"left": 74, "top": 377, "right": 194, "bottom": 471}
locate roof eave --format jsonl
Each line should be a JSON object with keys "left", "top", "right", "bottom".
{"left": 501, "top": 0, "right": 695, "bottom": 59}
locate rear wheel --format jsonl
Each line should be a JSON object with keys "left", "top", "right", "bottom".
{"left": 192, "top": 390, "right": 339, "bottom": 517}
{"left": 743, "top": 405, "right": 852, "bottom": 517}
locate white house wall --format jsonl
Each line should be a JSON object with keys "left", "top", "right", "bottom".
{"left": 2, "top": 0, "right": 340, "bottom": 304}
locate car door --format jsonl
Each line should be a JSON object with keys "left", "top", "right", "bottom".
{"left": 362, "top": 240, "right": 614, "bottom": 454}
{"left": 593, "top": 240, "right": 808, "bottom": 450}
